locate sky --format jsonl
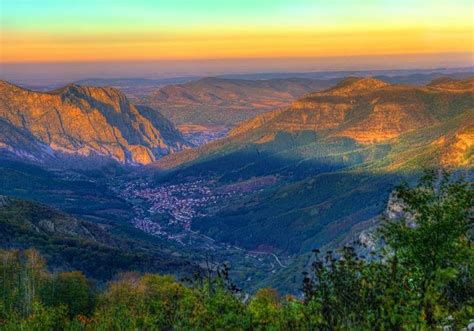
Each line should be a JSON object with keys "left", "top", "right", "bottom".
{"left": 1, "top": 0, "right": 473, "bottom": 82}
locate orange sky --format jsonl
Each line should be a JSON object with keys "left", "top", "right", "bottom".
{"left": 2, "top": 27, "right": 473, "bottom": 63}
{"left": 1, "top": 1, "right": 473, "bottom": 64}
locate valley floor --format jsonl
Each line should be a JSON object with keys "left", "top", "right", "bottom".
{"left": 109, "top": 174, "right": 295, "bottom": 292}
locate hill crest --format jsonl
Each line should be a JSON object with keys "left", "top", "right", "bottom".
{"left": 155, "top": 77, "right": 473, "bottom": 169}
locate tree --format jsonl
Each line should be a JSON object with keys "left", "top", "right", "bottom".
{"left": 52, "top": 271, "right": 94, "bottom": 318}
{"left": 248, "top": 288, "right": 281, "bottom": 329}
{"left": 382, "top": 169, "right": 473, "bottom": 327}
{"left": 0, "top": 249, "right": 20, "bottom": 320}
{"left": 22, "top": 249, "right": 48, "bottom": 317}
{"left": 142, "top": 274, "right": 190, "bottom": 329}
{"left": 302, "top": 170, "right": 473, "bottom": 329}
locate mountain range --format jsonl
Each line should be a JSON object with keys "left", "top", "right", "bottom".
{"left": 137, "top": 77, "right": 339, "bottom": 125}
{"left": 0, "top": 81, "right": 188, "bottom": 166}
{"left": 153, "top": 77, "right": 473, "bottom": 257}
{"left": 157, "top": 77, "right": 473, "bottom": 170}
{"left": 0, "top": 74, "right": 472, "bottom": 293}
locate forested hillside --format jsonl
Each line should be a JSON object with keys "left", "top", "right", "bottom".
{"left": 0, "top": 196, "right": 199, "bottom": 281}
{"left": 151, "top": 78, "right": 473, "bottom": 256}
{"left": 1, "top": 172, "right": 472, "bottom": 330}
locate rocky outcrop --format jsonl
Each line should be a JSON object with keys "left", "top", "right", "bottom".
{"left": 0, "top": 195, "right": 102, "bottom": 241}
{"left": 0, "top": 81, "right": 189, "bottom": 166}
{"left": 0, "top": 195, "right": 11, "bottom": 208}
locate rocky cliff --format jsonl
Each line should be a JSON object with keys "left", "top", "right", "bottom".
{"left": 0, "top": 81, "right": 189, "bottom": 166}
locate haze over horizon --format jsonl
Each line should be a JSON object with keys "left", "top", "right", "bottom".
{"left": 1, "top": 0, "right": 473, "bottom": 84}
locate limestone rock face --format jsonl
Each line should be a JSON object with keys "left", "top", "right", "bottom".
{"left": 0, "top": 81, "right": 189, "bottom": 165}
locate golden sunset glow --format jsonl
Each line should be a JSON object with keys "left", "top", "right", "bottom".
{"left": 1, "top": 0, "right": 473, "bottom": 64}
{"left": 2, "top": 27, "right": 472, "bottom": 63}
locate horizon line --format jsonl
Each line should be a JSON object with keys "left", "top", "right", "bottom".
{"left": 2, "top": 51, "right": 473, "bottom": 65}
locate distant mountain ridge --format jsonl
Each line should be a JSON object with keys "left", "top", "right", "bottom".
{"left": 157, "top": 77, "right": 473, "bottom": 170}
{"left": 0, "top": 80, "right": 189, "bottom": 166}
{"left": 215, "top": 67, "right": 474, "bottom": 81}
{"left": 139, "top": 77, "right": 340, "bottom": 125}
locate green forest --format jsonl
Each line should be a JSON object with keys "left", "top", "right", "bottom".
{"left": 1, "top": 171, "right": 472, "bottom": 330}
